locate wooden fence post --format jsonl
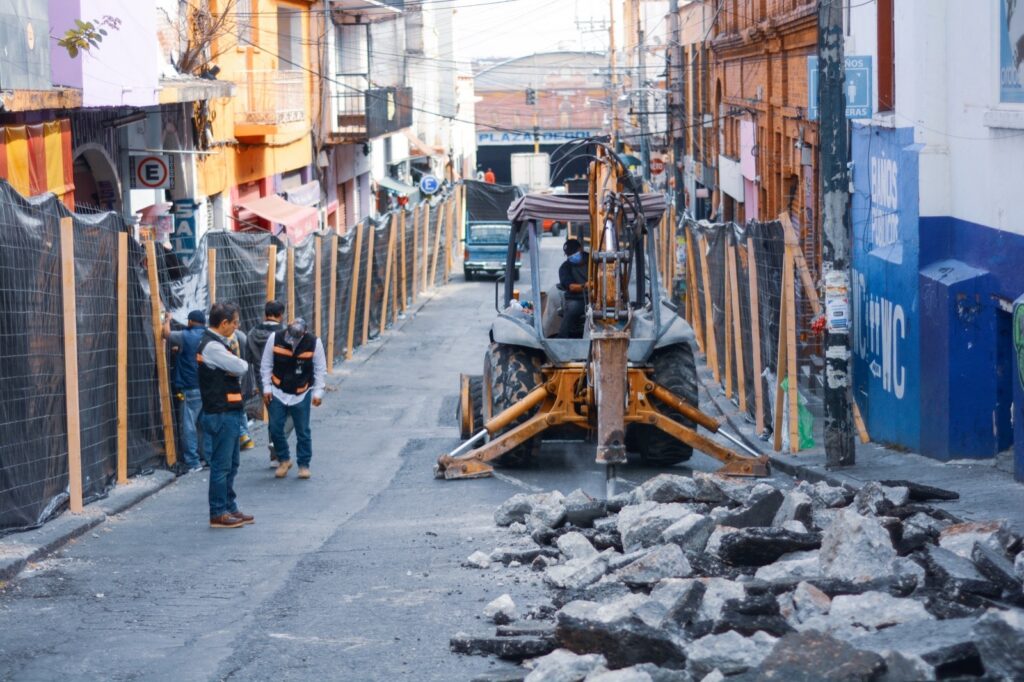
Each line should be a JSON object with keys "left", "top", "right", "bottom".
{"left": 314, "top": 236, "right": 323, "bottom": 338}
{"left": 669, "top": 204, "right": 677, "bottom": 286}
{"left": 380, "top": 219, "right": 396, "bottom": 336}
{"left": 286, "top": 245, "right": 295, "bottom": 320}
{"left": 430, "top": 199, "right": 444, "bottom": 286}
{"left": 411, "top": 205, "right": 420, "bottom": 302}
{"left": 327, "top": 234, "right": 338, "bottom": 371}
{"left": 698, "top": 235, "right": 719, "bottom": 383}
{"left": 117, "top": 232, "right": 128, "bottom": 485}
{"left": 207, "top": 247, "right": 216, "bottom": 304}
{"left": 723, "top": 238, "right": 733, "bottom": 399}
{"left": 773, "top": 248, "right": 790, "bottom": 453}
{"left": 60, "top": 218, "right": 83, "bottom": 512}
{"left": 266, "top": 244, "right": 278, "bottom": 301}
{"left": 685, "top": 233, "right": 704, "bottom": 351}
{"left": 421, "top": 203, "right": 431, "bottom": 292}
{"left": 361, "top": 223, "right": 375, "bottom": 346}
{"left": 399, "top": 209, "right": 408, "bottom": 312}
{"left": 747, "top": 238, "right": 765, "bottom": 436}
{"left": 346, "top": 223, "right": 364, "bottom": 360}
{"left": 728, "top": 240, "right": 747, "bottom": 413}
{"left": 145, "top": 239, "right": 177, "bottom": 468}
{"left": 443, "top": 196, "right": 454, "bottom": 282}
{"left": 785, "top": 243, "right": 799, "bottom": 452}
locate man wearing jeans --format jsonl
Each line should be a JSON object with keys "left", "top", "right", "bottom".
{"left": 198, "top": 302, "right": 254, "bottom": 529}
{"left": 163, "top": 309, "right": 208, "bottom": 473}
{"left": 261, "top": 318, "right": 326, "bottom": 480}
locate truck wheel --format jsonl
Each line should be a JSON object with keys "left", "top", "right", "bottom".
{"left": 463, "top": 268, "right": 474, "bottom": 282}
{"left": 483, "top": 343, "right": 544, "bottom": 467}
{"left": 457, "top": 374, "right": 484, "bottom": 440}
{"left": 551, "top": 222, "right": 562, "bottom": 237}
{"left": 627, "top": 342, "right": 697, "bottom": 466}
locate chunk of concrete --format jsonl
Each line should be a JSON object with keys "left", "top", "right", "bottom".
{"left": 818, "top": 509, "right": 897, "bottom": 583}
{"left": 826, "top": 591, "right": 933, "bottom": 631}
{"left": 971, "top": 608, "right": 1024, "bottom": 680}
{"left": 587, "top": 664, "right": 691, "bottom": 682}
{"left": 772, "top": 490, "right": 814, "bottom": 529}
{"left": 496, "top": 491, "right": 567, "bottom": 527}
{"left": 714, "top": 487, "right": 784, "bottom": 529}
{"left": 938, "top": 520, "right": 1012, "bottom": 560}
{"left": 523, "top": 648, "right": 608, "bottom": 682}
{"left": 660, "top": 513, "right": 714, "bottom": 554}
{"left": 879, "top": 479, "right": 959, "bottom": 502}
{"left": 809, "top": 481, "right": 855, "bottom": 508}
{"left": 853, "top": 481, "right": 909, "bottom": 516}
{"left": 753, "top": 551, "right": 821, "bottom": 582}
{"left": 685, "top": 630, "right": 776, "bottom": 678}
{"left": 557, "top": 532, "right": 598, "bottom": 562}
{"left": 717, "top": 527, "right": 822, "bottom": 567}
{"left": 876, "top": 650, "right": 935, "bottom": 682}
{"left": 971, "top": 541, "right": 1023, "bottom": 594}
{"left": 617, "top": 503, "right": 694, "bottom": 553}
{"left": 544, "top": 553, "right": 610, "bottom": 591}
{"left": 1016, "top": 550, "right": 1024, "bottom": 583}
{"left": 485, "top": 594, "right": 518, "bottom": 624}
{"left": 649, "top": 579, "right": 706, "bottom": 625}
{"left": 614, "top": 544, "right": 692, "bottom": 587}
{"left": 922, "top": 545, "right": 1001, "bottom": 599}
{"left": 630, "top": 474, "right": 702, "bottom": 504}
{"left": 563, "top": 489, "right": 607, "bottom": 529}
{"left": 789, "top": 581, "right": 831, "bottom": 624}
{"left": 695, "top": 578, "right": 747, "bottom": 622}
{"left": 754, "top": 631, "right": 886, "bottom": 682}
{"left": 466, "top": 551, "right": 493, "bottom": 569}
{"left": 451, "top": 632, "right": 556, "bottom": 661}
{"left": 848, "top": 618, "right": 983, "bottom": 678}
{"left": 555, "top": 595, "right": 689, "bottom": 669}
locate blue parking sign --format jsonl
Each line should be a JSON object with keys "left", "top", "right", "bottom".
{"left": 420, "top": 175, "right": 440, "bottom": 195}
{"left": 808, "top": 55, "right": 873, "bottom": 120}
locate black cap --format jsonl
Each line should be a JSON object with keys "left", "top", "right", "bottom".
{"left": 187, "top": 310, "right": 206, "bottom": 325}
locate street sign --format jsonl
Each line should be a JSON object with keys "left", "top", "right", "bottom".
{"left": 650, "top": 158, "right": 666, "bottom": 175}
{"left": 131, "top": 155, "right": 173, "bottom": 190}
{"left": 419, "top": 175, "right": 440, "bottom": 195}
{"left": 807, "top": 55, "right": 873, "bottom": 120}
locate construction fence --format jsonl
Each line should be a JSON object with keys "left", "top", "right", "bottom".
{"left": 0, "top": 179, "right": 464, "bottom": 535}
{"left": 680, "top": 214, "right": 836, "bottom": 455}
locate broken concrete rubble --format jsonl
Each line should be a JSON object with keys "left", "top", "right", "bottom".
{"left": 486, "top": 594, "right": 518, "bottom": 624}
{"left": 556, "top": 532, "right": 598, "bottom": 562}
{"left": 717, "top": 527, "right": 822, "bottom": 567}
{"left": 617, "top": 503, "right": 694, "bottom": 553}
{"left": 938, "top": 520, "right": 1012, "bottom": 560}
{"left": 451, "top": 632, "right": 556, "bottom": 661}
{"left": 818, "top": 508, "right": 897, "bottom": 583}
{"left": 826, "top": 591, "right": 933, "bottom": 632}
{"left": 712, "top": 487, "right": 784, "bottom": 529}
{"left": 971, "top": 608, "right": 1024, "bottom": 680}
{"left": 614, "top": 544, "right": 692, "bottom": 587}
{"left": 684, "top": 630, "right": 776, "bottom": 678}
{"left": 522, "top": 648, "right": 607, "bottom": 682}
{"left": 659, "top": 513, "right": 714, "bottom": 554}
{"left": 544, "top": 552, "right": 610, "bottom": 591}
{"left": 753, "top": 630, "right": 886, "bottom": 682}
{"left": 496, "top": 491, "right": 567, "bottom": 527}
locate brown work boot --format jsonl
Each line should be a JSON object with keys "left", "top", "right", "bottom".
{"left": 209, "top": 513, "right": 245, "bottom": 529}
{"left": 231, "top": 511, "right": 255, "bottom": 525}
{"left": 297, "top": 466, "right": 311, "bottom": 480}
{"left": 274, "top": 460, "right": 293, "bottom": 478}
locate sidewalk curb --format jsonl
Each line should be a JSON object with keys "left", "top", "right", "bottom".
{"left": 0, "top": 471, "right": 175, "bottom": 582}
{"left": 0, "top": 288, "right": 445, "bottom": 583}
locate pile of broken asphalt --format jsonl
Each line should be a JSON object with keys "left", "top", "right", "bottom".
{"left": 450, "top": 473, "right": 1024, "bottom": 681}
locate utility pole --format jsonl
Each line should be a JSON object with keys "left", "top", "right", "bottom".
{"left": 609, "top": 0, "right": 620, "bottom": 150}
{"left": 668, "top": 0, "right": 684, "bottom": 213}
{"left": 638, "top": 25, "right": 651, "bottom": 183}
{"left": 817, "top": 0, "right": 855, "bottom": 467}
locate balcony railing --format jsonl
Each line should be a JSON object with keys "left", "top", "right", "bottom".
{"left": 235, "top": 70, "right": 306, "bottom": 136}
{"left": 330, "top": 80, "right": 413, "bottom": 141}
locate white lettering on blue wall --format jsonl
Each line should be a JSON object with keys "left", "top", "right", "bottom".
{"left": 869, "top": 155, "right": 899, "bottom": 248}
{"left": 853, "top": 268, "right": 906, "bottom": 399}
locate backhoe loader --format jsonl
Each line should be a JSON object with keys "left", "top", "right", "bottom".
{"left": 436, "top": 138, "right": 769, "bottom": 492}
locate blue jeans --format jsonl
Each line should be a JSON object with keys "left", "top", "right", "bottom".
{"left": 202, "top": 410, "right": 243, "bottom": 517}
{"left": 180, "top": 389, "right": 203, "bottom": 468}
{"left": 268, "top": 393, "right": 313, "bottom": 467}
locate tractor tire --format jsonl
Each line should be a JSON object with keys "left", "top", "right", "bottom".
{"left": 457, "top": 374, "right": 484, "bottom": 439}
{"left": 627, "top": 342, "right": 697, "bottom": 466}
{"left": 483, "top": 343, "right": 544, "bottom": 467}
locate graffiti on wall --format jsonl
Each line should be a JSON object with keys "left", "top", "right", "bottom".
{"left": 1015, "top": 299, "right": 1024, "bottom": 390}
{"left": 852, "top": 272, "right": 907, "bottom": 399}
{"left": 1001, "top": 0, "right": 1024, "bottom": 103}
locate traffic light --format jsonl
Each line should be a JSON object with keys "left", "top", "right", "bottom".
{"left": 525, "top": 88, "right": 536, "bottom": 105}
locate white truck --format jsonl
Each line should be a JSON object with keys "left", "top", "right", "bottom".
{"left": 509, "top": 152, "right": 550, "bottom": 192}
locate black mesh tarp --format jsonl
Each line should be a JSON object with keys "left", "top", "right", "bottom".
{"left": 464, "top": 180, "right": 519, "bottom": 223}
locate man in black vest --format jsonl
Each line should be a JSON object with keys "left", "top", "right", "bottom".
{"left": 261, "top": 317, "right": 327, "bottom": 480}
{"left": 198, "top": 302, "right": 254, "bottom": 529}
{"left": 246, "top": 299, "right": 288, "bottom": 467}
{"left": 557, "top": 238, "right": 590, "bottom": 338}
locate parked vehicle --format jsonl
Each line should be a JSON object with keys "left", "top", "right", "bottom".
{"left": 462, "top": 180, "right": 521, "bottom": 281}
{"left": 510, "top": 152, "right": 550, "bottom": 192}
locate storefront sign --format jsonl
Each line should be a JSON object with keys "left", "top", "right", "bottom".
{"left": 476, "top": 130, "right": 597, "bottom": 146}
{"left": 171, "top": 199, "right": 198, "bottom": 260}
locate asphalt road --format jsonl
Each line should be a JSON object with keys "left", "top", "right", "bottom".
{"left": 0, "top": 236, "right": 756, "bottom": 681}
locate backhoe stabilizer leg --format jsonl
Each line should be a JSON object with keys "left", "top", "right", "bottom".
{"left": 436, "top": 411, "right": 555, "bottom": 480}
{"left": 642, "top": 412, "right": 771, "bottom": 477}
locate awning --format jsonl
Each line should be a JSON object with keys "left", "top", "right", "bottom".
{"left": 507, "top": 192, "right": 666, "bottom": 224}
{"left": 403, "top": 128, "right": 446, "bottom": 158}
{"left": 376, "top": 175, "right": 418, "bottom": 196}
{"left": 237, "top": 194, "right": 318, "bottom": 243}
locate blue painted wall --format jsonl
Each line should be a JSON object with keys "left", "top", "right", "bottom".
{"left": 919, "top": 216, "right": 1024, "bottom": 461}
{"left": 850, "top": 124, "right": 922, "bottom": 451}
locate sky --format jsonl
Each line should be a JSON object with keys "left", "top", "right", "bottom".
{"left": 453, "top": 0, "right": 612, "bottom": 61}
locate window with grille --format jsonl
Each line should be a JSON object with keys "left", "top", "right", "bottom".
{"left": 277, "top": 7, "right": 302, "bottom": 70}
{"left": 236, "top": 0, "right": 252, "bottom": 46}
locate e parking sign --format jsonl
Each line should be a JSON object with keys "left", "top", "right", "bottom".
{"left": 419, "top": 175, "right": 440, "bottom": 195}
{"left": 807, "top": 55, "right": 873, "bottom": 120}
{"left": 131, "top": 155, "right": 174, "bottom": 190}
